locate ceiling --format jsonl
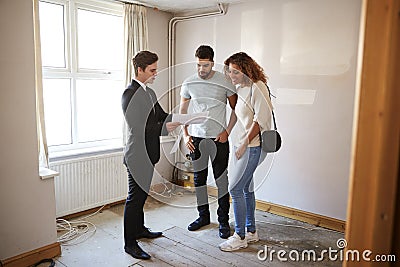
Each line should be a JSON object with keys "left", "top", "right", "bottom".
{"left": 123, "top": 0, "right": 247, "bottom": 13}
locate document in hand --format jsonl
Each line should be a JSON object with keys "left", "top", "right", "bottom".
{"left": 172, "top": 112, "right": 209, "bottom": 125}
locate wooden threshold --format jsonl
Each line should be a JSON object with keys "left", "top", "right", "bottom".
{"left": 1, "top": 242, "right": 61, "bottom": 267}
{"left": 207, "top": 185, "right": 345, "bottom": 233}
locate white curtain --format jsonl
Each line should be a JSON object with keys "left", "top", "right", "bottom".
{"left": 124, "top": 4, "right": 149, "bottom": 86}
{"left": 33, "top": 0, "right": 49, "bottom": 168}
{"left": 123, "top": 4, "right": 149, "bottom": 144}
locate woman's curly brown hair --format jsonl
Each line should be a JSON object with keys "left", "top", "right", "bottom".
{"left": 224, "top": 52, "right": 267, "bottom": 86}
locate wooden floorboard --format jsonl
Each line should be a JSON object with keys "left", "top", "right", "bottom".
{"left": 138, "top": 240, "right": 202, "bottom": 267}
{"left": 164, "top": 226, "right": 262, "bottom": 267}
{"left": 168, "top": 225, "right": 267, "bottom": 266}
{"left": 147, "top": 234, "right": 228, "bottom": 267}
{"left": 132, "top": 258, "right": 173, "bottom": 267}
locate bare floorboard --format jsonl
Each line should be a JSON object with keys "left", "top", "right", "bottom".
{"left": 165, "top": 225, "right": 266, "bottom": 266}
{"left": 136, "top": 240, "right": 202, "bottom": 267}
{"left": 147, "top": 233, "right": 228, "bottom": 266}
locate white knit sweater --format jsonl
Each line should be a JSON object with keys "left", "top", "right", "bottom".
{"left": 230, "top": 81, "right": 273, "bottom": 147}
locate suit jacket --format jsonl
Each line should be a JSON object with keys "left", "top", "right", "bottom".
{"left": 122, "top": 80, "right": 172, "bottom": 176}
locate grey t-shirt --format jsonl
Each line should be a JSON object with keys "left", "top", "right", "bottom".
{"left": 180, "top": 71, "right": 236, "bottom": 138}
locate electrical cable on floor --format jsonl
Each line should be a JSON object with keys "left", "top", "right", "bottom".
{"left": 57, "top": 218, "right": 97, "bottom": 246}
{"left": 56, "top": 204, "right": 106, "bottom": 246}
{"left": 149, "top": 180, "right": 184, "bottom": 198}
{"left": 149, "top": 181, "right": 172, "bottom": 198}
{"left": 75, "top": 204, "right": 106, "bottom": 221}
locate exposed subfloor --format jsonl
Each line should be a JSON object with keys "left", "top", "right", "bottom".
{"left": 48, "top": 189, "right": 344, "bottom": 266}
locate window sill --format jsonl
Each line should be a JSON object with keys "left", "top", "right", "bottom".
{"left": 39, "top": 167, "right": 60, "bottom": 180}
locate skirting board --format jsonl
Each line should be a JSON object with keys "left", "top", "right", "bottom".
{"left": 207, "top": 186, "right": 346, "bottom": 232}
{"left": 1, "top": 242, "right": 61, "bottom": 267}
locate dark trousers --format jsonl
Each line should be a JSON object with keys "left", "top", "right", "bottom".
{"left": 123, "top": 163, "right": 153, "bottom": 247}
{"left": 190, "top": 137, "right": 230, "bottom": 224}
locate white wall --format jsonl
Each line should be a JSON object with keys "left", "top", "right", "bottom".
{"left": 146, "top": 8, "right": 176, "bottom": 184}
{"left": 147, "top": 8, "right": 172, "bottom": 111}
{"left": 0, "top": 0, "right": 57, "bottom": 260}
{"left": 174, "top": 0, "right": 362, "bottom": 220}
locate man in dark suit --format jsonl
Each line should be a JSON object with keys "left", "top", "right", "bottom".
{"left": 121, "top": 51, "right": 180, "bottom": 260}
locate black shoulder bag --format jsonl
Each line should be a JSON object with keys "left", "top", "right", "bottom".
{"left": 251, "top": 84, "right": 282, "bottom": 153}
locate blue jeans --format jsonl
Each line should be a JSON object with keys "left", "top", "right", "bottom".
{"left": 229, "top": 146, "right": 261, "bottom": 238}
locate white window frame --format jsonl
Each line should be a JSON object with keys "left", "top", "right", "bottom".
{"left": 40, "top": 0, "right": 124, "bottom": 159}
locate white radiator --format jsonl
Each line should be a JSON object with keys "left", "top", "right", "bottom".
{"left": 50, "top": 152, "right": 127, "bottom": 217}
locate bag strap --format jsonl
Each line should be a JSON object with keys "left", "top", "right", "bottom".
{"left": 266, "top": 84, "right": 278, "bottom": 131}
{"left": 250, "top": 83, "right": 278, "bottom": 131}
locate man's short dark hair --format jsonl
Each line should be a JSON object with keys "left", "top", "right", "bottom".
{"left": 195, "top": 45, "right": 214, "bottom": 62}
{"left": 132, "top": 51, "right": 158, "bottom": 76}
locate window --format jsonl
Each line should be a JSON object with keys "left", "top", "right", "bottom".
{"left": 39, "top": 0, "right": 124, "bottom": 158}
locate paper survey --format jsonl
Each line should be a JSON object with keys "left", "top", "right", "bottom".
{"left": 169, "top": 111, "right": 209, "bottom": 154}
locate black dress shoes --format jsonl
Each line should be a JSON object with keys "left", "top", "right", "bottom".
{"left": 124, "top": 242, "right": 151, "bottom": 260}
{"left": 136, "top": 227, "right": 163, "bottom": 239}
{"left": 188, "top": 217, "right": 210, "bottom": 231}
{"left": 219, "top": 223, "right": 230, "bottom": 239}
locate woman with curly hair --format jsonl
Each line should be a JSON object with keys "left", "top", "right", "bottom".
{"left": 219, "top": 52, "right": 273, "bottom": 252}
